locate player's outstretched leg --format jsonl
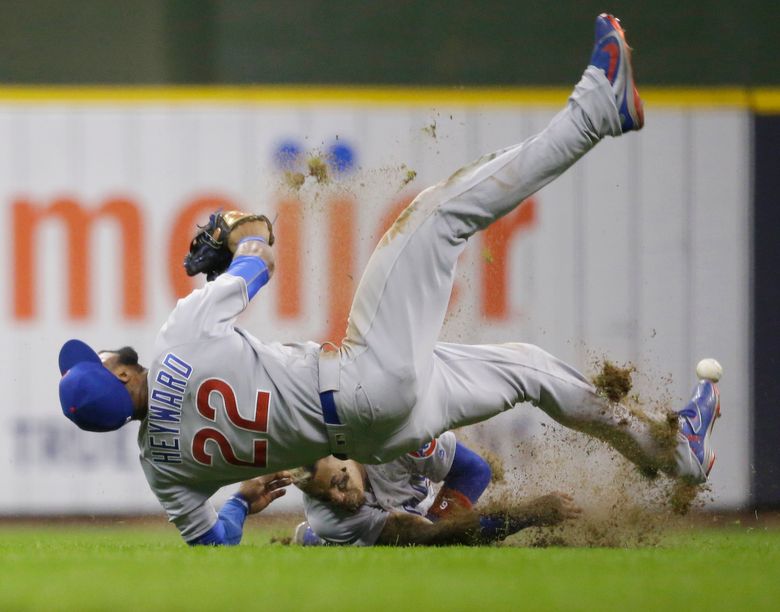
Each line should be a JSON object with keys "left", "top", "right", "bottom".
{"left": 428, "top": 12, "right": 642, "bottom": 240}
{"left": 386, "top": 344, "right": 720, "bottom": 483}
{"left": 339, "top": 15, "right": 641, "bottom": 427}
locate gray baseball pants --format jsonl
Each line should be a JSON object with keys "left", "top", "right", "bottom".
{"left": 332, "top": 67, "right": 704, "bottom": 483}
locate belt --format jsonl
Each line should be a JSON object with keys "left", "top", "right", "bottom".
{"left": 319, "top": 390, "right": 348, "bottom": 460}
{"left": 318, "top": 344, "right": 352, "bottom": 460}
{"left": 319, "top": 390, "right": 341, "bottom": 426}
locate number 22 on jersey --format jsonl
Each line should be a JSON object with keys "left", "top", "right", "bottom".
{"left": 192, "top": 378, "right": 270, "bottom": 468}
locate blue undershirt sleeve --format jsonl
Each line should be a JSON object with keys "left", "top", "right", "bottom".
{"left": 443, "top": 442, "right": 492, "bottom": 505}
{"left": 188, "top": 495, "right": 250, "bottom": 546}
{"left": 225, "top": 255, "right": 270, "bottom": 301}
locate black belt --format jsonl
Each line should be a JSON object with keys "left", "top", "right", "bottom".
{"left": 319, "top": 390, "right": 348, "bottom": 460}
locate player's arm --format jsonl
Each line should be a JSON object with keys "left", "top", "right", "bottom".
{"left": 425, "top": 439, "right": 492, "bottom": 521}
{"left": 188, "top": 472, "right": 291, "bottom": 546}
{"left": 375, "top": 511, "right": 480, "bottom": 546}
{"left": 222, "top": 216, "right": 276, "bottom": 302}
{"left": 375, "top": 492, "right": 581, "bottom": 546}
{"left": 476, "top": 492, "right": 582, "bottom": 543}
{"left": 159, "top": 213, "right": 276, "bottom": 347}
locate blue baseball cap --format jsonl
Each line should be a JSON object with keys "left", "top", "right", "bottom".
{"left": 58, "top": 339, "right": 134, "bottom": 432}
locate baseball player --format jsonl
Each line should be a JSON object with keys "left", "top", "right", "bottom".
{"left": 292, "top": 433, "right": 582, "bottom": 546}
{"left": 57, "top": 14, "right": 721, "bottom": 546}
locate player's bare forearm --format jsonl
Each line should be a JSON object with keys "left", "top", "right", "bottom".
{"left": 376, "top": 492, "right": 581, "bottom": 547}
{"left": 375, "top": 511, "right": 482, "bottom": 546}
{"left": 483, "top": 492, "right": 582, "bottom": 529}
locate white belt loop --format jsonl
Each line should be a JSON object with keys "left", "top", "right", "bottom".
{"left": 318, "top": 342, "right": 341, "bottom": 393}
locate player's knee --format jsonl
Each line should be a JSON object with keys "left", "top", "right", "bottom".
{"left": 507, "top": 342, "right": 589, "bottom": 382}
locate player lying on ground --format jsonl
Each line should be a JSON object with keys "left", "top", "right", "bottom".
{"left": 292, "top": 432, "right": 581, "bottom": 546}
{"left": 57, "top": 14, "right": 721, "bottom": 546}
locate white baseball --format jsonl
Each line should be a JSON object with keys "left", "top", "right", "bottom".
{"left": 696, "top": 358, "right": 723, "bottom": 382}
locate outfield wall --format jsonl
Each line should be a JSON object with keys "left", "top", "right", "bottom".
{"left": 753, "top": 111, "right": 780, "bottom": 508}
{"left": 0, "top": 88, "right": 753, "bottom": 513}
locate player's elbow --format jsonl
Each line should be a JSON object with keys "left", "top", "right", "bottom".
{"left": 444, "top": 442, "right": 493, "bottom": 505}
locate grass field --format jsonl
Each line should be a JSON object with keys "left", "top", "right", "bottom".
{"left": 1, "top": 518, "right": 779, "bottom": 611}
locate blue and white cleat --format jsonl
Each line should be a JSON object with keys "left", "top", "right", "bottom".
{"left": 678, "top": 359, "right": 722, "bottom": 478}
{"left": 294, "top": 521, "right": 325, "bottom": 546}
{"left": 589, "top": 13, "right": 644, "bottom": 132}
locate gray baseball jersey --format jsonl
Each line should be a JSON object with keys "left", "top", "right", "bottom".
{"left": 138, "top": 274, "right": 332, "bottom": 540}
{"left": 303, "top": 432, "right": 457, "bottom": 546}
{"left": 140, "top": 65, "right": 703, "bottom": 542}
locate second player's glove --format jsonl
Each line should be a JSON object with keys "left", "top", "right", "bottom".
{"left": 183, "top": 210, "right": 275, "bottom": 281}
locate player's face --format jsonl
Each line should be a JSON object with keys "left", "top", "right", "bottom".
{"left": 309, "top": 456, "right": 367, "bottom": 512}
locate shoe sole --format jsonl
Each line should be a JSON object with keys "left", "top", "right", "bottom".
{"left": 602, "top": 13, "right": 644, "bottom": 131}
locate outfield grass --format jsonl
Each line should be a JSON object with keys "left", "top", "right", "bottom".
{"left": 0, "top": 521, "right": 778, "bottom": 611}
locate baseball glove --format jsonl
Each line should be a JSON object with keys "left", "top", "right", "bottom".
{"left": 183, "top": 210, "right": 275, "bottom": 281}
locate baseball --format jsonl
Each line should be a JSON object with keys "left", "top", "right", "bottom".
{"left": 696, "top": 358, "right": 723, "bottom": 382}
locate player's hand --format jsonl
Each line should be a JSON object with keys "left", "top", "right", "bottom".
{"left": 524, "top": 491, "right": 582, "bottom": 526}
{"left": 225, "top": 213, "right": 274, "bottom": 253}
{"left": 222, "top": 212, "right": 276, "bottom": 277}
{"left": 238, "top": 471, "right": 292, "bottom": 514}
{"left": 183, "top": 210, "right": 275, "bottom": 281}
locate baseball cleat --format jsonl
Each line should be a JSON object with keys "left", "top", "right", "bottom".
{"left": 294, "top": 521, "right": 325, "bottom": 546}
{"left": 588, "top": 13, "right": 644, "bottom": 132}
{"left": 677, "top": 367, "right": 721, "bottom": 478}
